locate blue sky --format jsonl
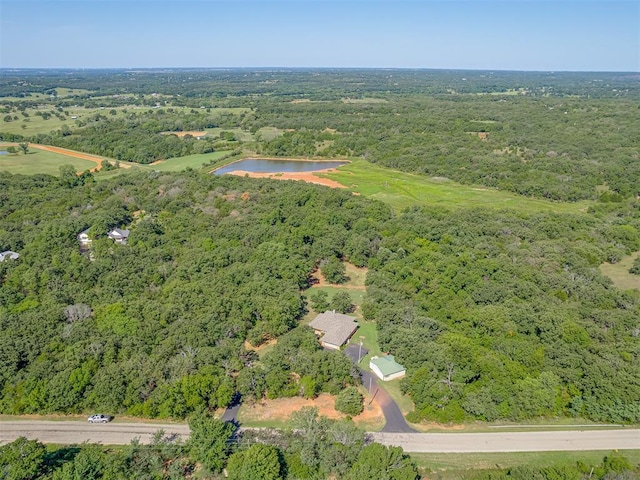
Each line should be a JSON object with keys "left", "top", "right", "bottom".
{"left": 1, "top": 1, "right": 638, "bottom": 71}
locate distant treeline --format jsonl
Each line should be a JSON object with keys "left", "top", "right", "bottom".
{"left": 2, "top": 69, "right": 639, "bottom": 201}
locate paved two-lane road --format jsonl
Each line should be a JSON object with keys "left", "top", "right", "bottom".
{"left": 1, "top": 421, "right": 638, "bottom": 452}
{"left": 371, "top": 429, "right": 640, "bottom": 453}
{"left": 0, "top": 421, "right": 190, "bottom": 446}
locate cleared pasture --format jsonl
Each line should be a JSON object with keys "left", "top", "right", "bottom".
{"left": 600, "top": 251, "right": 640, "bottom": 290}
{"left": 323, "top": 159, "right": 591, "bottom": 214}
{"left": 148, "top": 150, "right": 233, "bottom": 172}
{"left": 0, "top": 149, "right": 96, "bottom": 176}
{"left": 204, "top": 126, "right": 254, "bottom": 142}
{"left": 0, "top": 105, "right": 250, "bottom": 136}
{"left": 256, "top": 126, "right": 284, "bottom": 141}
{"left": 0, "top": 106, "right": 124, "bottom": 136}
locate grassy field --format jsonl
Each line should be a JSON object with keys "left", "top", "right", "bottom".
{"left": 600, "top": 251, "right": 640, "bottom": 291}
{"left": 323, "top": 159, "right": 591, "bottom": 214}
{"left": 412, "top": 450, "right": 640, "bottom": 478}
{"left": 304, "top": 286, "right": 366, "bottom": 309}
{"left": 0, "top": 145, "right": 233, "bottom": 178}
{"left": 0, "top": 105, "right": 250, "bottom": 137}
{"left": 147, "top": 150, "right": 233, "bottom": 172}
{"left": 204, "top": 126, "right": 254, "bottom": 142}
{"left": 257, "top": 126, "right": 285, "bottom": 141}
{"left": 1, "top": 106, "right": 130, "bottom": 136}
{"left": 0, "top": 149, "right": 96, "bottom": 175}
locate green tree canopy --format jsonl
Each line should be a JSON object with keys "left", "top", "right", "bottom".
{"left": 0, "top": 437, "right": 46, "bottom": 480}
{"left": 348, "top": 443, "right": 419, "bottom": 480}
{"left": 309, "top": 289, "right": 330, "bottom": 312}
{"left": 226, "top": 444, "right": 283, "bottom": 480}
{"left": 322, "top": 257, "right": 346, "bottom": 284}
{"left": 330, "top": 290, "right": 354, "bottom": 314}
{"left": 187, "top": 411, "right": 236, "bottom": 473}
{"left": 335, "top": 386, "right": 364, "bottom": 416}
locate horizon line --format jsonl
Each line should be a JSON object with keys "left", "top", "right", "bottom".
{"left": 1, "top": 66, "right": 639, "bottom": 74}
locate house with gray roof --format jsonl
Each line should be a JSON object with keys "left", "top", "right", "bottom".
{"left": 107, "top": 228, "right": 130, "bottom": 245}
{"left": 370, "top": 355, "right": 406, "bottom": 381}
{"left": 0, "top": 251, "right": 19, "bottom": 262}
{"left": 309, "top": 310, "right": 358, "bottom": 350}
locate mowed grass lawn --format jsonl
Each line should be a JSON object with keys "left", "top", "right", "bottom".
{"left": 412, "top": 450, "right": 640, "bottom": 478}
{"left": 323, "top": 160, "right": 591, "bottom": 214}
{"left": 0, "top": 149, "right": 96, "bottom": 175}
{"left": 149, "top": 151, "right": 233, "bottom": 172}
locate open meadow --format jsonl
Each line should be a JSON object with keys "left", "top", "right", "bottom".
{"left": 0, "top": 102, "right": 250, "bottom": 137}
{"left": 323, "top": 159, "right": 592, "bottom": 214}
{"left": 0, "top": 147, "right": 97, "bottom": 175}
{"left": 600, "top": 250, "right": 640, "bottom": 291}
{"left": 148, "top": 150, "right": 232, "bottom": 172}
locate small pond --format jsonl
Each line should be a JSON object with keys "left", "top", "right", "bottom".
{"left": 214, "top": 158, "right": 347, "bottom": 175}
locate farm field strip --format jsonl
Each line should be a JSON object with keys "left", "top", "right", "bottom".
{"left": 29, "top": 144, "right": 106, "bottom": 171}
{"left": 0, "top": 144, "right": 100, "bottom": 175}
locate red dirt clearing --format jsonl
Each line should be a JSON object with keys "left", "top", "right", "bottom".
{"left": 226, "top": 169, "right": 347, "bottom": 189}
{"left": 240, "top": 393, "right": 384, "bottom": 427}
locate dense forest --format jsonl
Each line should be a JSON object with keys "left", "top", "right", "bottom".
{"left": 1, "top": 70, "right": 639, "bottom": 424}
{"left": 0, "top": 170, "right": 385, "bottom": 417}
{"left": 0, "top": 166, "right": 638, "bottom": 424}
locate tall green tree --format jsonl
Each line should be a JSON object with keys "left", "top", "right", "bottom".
{"left": 226, "top": 444, "right": 283, "bottom": 480}
{"left": 309, "top": 290, "right": 330, "bottom": 312}
{"left": 348, "top": 443, "right": 419, "bottom": 480}
{"left": 0, "top": 437, "right": 46, "bottom": 480}
{"left": 335, "top": 386, "right": 364, "bottom": 416}
{"left": 322, "top": 257, "right": 346, "bottom": 284}
{"left": 187, "top": 411, "right": 236, "bottom": 474}
{"left": 330, "top": 290, "right": 354, "bottom": 314}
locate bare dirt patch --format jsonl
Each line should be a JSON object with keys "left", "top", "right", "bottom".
{"left": 311, "top": 263, "right": 368, "bottom": 290}
{"left": 226, "top": 169, "right": 348, "bottom": 189}
{"left": 239, "top": 393, "right": 384, "bottom": 428}
{"left": 244, "top": 339, "right": 277, "bottom": 353}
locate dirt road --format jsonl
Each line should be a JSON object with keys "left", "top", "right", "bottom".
{"left": 1, "top": 421, "right": 637, "bottom": 452}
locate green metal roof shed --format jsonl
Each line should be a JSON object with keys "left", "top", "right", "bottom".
{"left": 369, "top": 355, "right": 406, "bottom": 381}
